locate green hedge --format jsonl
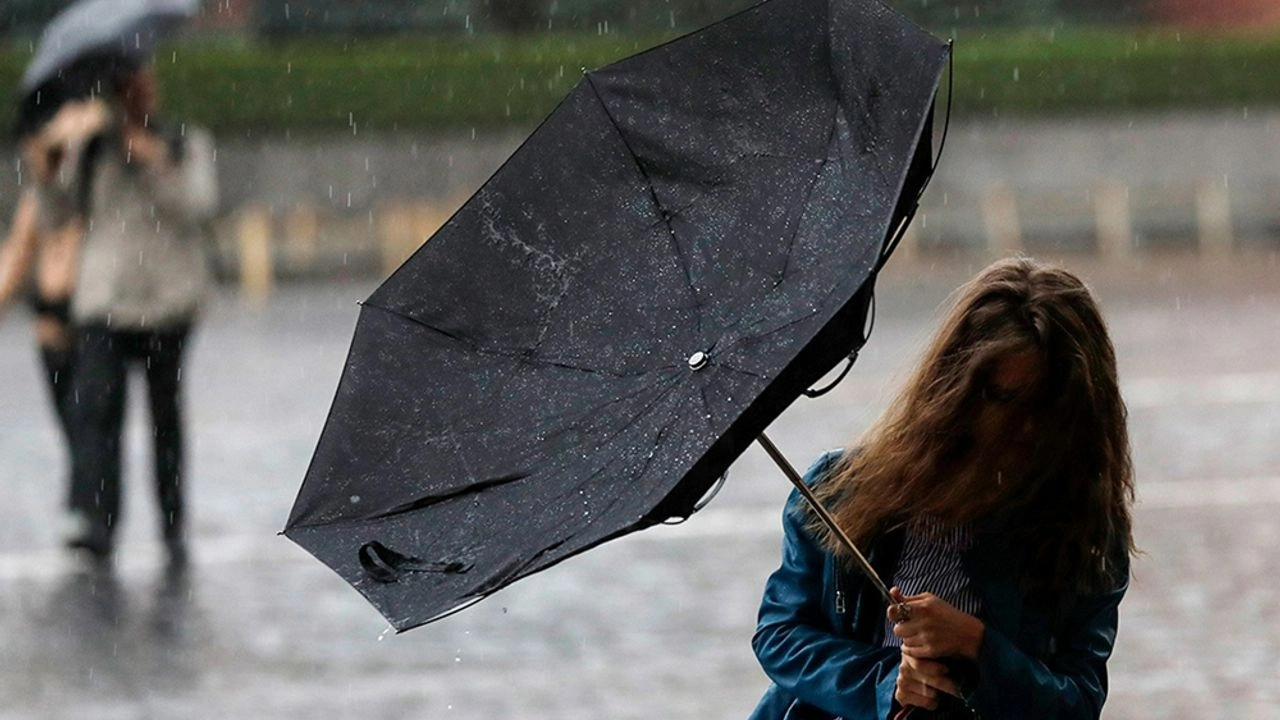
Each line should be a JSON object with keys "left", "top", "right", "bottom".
{"left": 2, "top": 28, "right": 1276, "bottom": 135}
{"left": 952, "top": 28, "right": 1280, "bottom": 117}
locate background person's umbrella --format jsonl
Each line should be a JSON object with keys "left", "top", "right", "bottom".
{"left": 285, "top": 0, "right": 950, "bottom": 632}
{"left": 14, "top": 0, "right": 200, "bottom": 137}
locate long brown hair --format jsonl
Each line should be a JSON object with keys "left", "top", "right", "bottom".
{"left": 810, "top": 257, "right": 1134, "bottom": 594}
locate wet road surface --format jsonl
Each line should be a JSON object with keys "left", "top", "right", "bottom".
{"left": 1, "top": 254, "right": 1276, "bottom": 719}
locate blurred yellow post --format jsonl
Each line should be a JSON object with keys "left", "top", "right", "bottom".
{"left": 284, "top": 203, "right": 319, "bottom": 268}
{"left": 411, "top": 201, "right": 453, "bottom": 250}
{"left": 1094, "top": 181, "right": 1132, "bottom": 260}
{"left": 1196, "top": 179, "right": 1233, "bottom": 257}
{"left": 980, "top": 182, "right": 1022, "bottom": 255}
{"left": 377, "top": 201, "right": 417, "bottom": 276}
{"left": 236, "top": 204, "right": 274, "bottom": 303}
{"left": 377, "top": 198, "right": 458, "bottom": 275}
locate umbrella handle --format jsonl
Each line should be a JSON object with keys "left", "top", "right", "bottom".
{"left": 756, "top": 432, "right": 909, "bottom": 621}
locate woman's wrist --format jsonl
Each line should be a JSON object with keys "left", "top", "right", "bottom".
{"left": 962, "top": 616, "right": 986, "bottom": 659}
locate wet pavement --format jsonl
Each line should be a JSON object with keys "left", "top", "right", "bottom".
{"left": 1, "top": 253, "right": 1277, "bottom": 719}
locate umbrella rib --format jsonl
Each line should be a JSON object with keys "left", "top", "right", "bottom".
{"left": 362, "top": 302, "right": 659, "bottom": 378}
{"left": 711, "top": 362, "right": 769, "bottom": 382}
{"left": 595, "top": 373, "right": 685, "bottom": 450}
{"left": 678, "top": 137, "right": 831, "bottom": 346}
{"left": 776, "top": 112, "right": 841, "bottom": 285}
{"left": 531, "top": 384, "right": 685, "bottom": 556}
{"left": 647, "top": 151, "right": 808, "bottom": 222}
{"left": 717, "top": 305, "right": 822, "bottom": 358}
{"left": 697, "top": 384, "right": 722, "bottom": 434}
{"left": 711, "top": 108, "right": 891, "bottom": 359}
{"left": 541, "top": 369, "right": 684, "bottom": 435}
{"left": 473, "top": 195, "right": 579, "bottom": 354}
{"left": 836, "top": 100, "right": 894, "bottom": 194}
{"left": 582, "top": 72, "right": 704, "bottom": 330}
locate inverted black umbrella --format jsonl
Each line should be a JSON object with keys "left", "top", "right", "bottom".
{"left": 14, "top": 0, "right": 199, "bottom": 137}
{"left": 285, "top": 0, "right": 950, "bottom": 632}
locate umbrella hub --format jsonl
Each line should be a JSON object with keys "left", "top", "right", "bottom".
{"left": 687, "top": 351, "right": 710, "bottom": 371}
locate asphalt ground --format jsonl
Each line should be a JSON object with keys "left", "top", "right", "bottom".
{"left": 1, "top": 252, "right": 1277, "bottom": 719}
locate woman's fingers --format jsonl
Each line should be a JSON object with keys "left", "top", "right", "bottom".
{"left": 895, "top": 674, "right": 938, "bottom": 711}
{"left": 899, "top": 653, "right": 961, "bottom": 697}
{"left": 888, "top": 590, "right": 985, "bottom": 660}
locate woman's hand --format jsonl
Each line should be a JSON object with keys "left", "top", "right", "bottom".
{"left": 43, "top": 99, "right": 110, "bottom": 146}
{"left": 888, "top": 586, "right": 985, "bottom": 660}
{"left": 25, "top": 100, "right": 111, "bottom": 182}
{"left": 894, "top": 652, "right": 958, "bottom": 710}
{"left": 122, "top": 125, "right": 169, "bottom": 169}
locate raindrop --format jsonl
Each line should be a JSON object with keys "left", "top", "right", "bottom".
{"left": 349, "top": 495, "right": 361, "bottom": 504}
{"left": 378, "top": 627, "right": 392, "bottom": 641}
{"left": 1012, "top": 67, "right": 1020, "bottom": 82}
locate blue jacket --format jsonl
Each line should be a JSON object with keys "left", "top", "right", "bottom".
{"left": 749, "top": 452, "right": 1127, "bottom": 720}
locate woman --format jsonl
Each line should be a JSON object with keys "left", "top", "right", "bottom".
{"left": 749, "top": 257, "right": 1135, "bottom": 719}
{"left": 65, "top": 62, "right": 218, "bottom": 565}
{"left": 0, "top": 99, "right": 108, "bottom": 538}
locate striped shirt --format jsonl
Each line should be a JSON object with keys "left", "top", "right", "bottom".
{"left": 882, "top": 516, "right": 982, "bottom": 648}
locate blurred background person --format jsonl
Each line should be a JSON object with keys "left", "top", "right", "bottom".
{"left": 65, "top": 61, "right": 218, "bottom": 567}
{"left": 0, "top": 98, "right": 108, "bottom": 544}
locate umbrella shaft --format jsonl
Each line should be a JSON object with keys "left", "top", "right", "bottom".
{"left": 757, "top": 433, "right": 903, "bottom": 614}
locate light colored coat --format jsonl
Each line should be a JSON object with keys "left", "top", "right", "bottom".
{"left": 73, "top": 125, "right": 218, "bottom": 329}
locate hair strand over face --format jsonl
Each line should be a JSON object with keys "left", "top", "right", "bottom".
{"left": 808, "top": 257, "right": 1135, "bottom": 595}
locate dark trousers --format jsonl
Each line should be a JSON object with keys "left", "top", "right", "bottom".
{"left": 70, "top": 323, "right": 191, "bottom": 551}
{"left": 39, "top": 344, "right": 77, "bottom": 446}
{"left": 39, "top": 345, "right": 77, "bottom": 510}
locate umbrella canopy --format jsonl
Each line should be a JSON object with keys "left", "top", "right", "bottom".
{"left": 285, "top": 0, "right": 950, "bottom": 632}
{"left": 15, "top": 0, "right": 199, "bottom": 137}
